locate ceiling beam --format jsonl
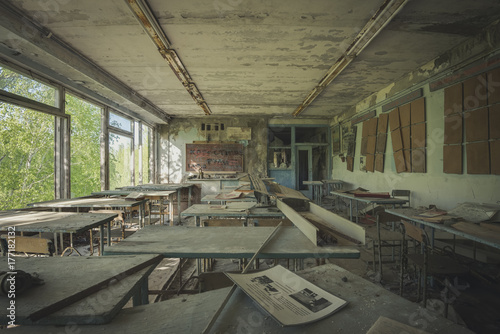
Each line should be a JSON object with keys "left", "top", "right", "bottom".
{"left": 0, "top": 1, "right": 171, "bottom": 124}
{"left": 292, "top": 0, "right": 408, "bottom": 117}
{"left": 126, "top": 0, "right": 212, "bottom": 116}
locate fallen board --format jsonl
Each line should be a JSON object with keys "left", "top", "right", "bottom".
{"left": 0, "top": 255, "right": 161, "bottom": 325}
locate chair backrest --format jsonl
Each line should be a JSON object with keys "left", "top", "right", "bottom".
{"left": 401, "top": 220, "right": 427, "bottom": 245}
{"left": 1, "top": 235, "right": 54, "bottom": 256}
{"left": 392, "top": 189, "right": 410, "bottom": 207}
{"left": 376, "top": 211, "right": 400, "bottom": 225}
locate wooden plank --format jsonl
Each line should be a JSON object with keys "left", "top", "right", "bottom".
{"left": 376, "top": 133, "right": 387, "bottom": 153}
{"left": 463, "top": 74, "right": 487, "bottom": 110}
{"left": 401, "top": 126, "right": 411, "bottom": 149}
{"left": 276, "top": 199, "right": 318, "bottom": 246}
{"left": 393, "top": 150, "right": 406, "bottom": 173}
{"left": 453, "top": 222, "right": 500, "bottom": 244}
{"left": 443, "top": 145, "right": 463, "bottom": 174}
{"left": 0, "top": 235, "right": 52, "bottom": 255}
{"left": 411, "top": 148, "right": 426, "bottom": 173}
{"left": 375, "top": 153, "right": 384, "bottom": 173}
{"left": 444, "top": 114, "right": 463, "bottom": 144}
{"left": 403, "top": 149, "right": 412, "bottom": 173}
{"left": 465, "top": 107, "right": 489, "bottom": 142}
{"left": 490, "top": 104, "right": 500, "bottom": 139}
{"left": 399, "top": 103, "right": 411, "bottom": 127}
{"left": 391, "top": 129, "right": 403, "bottom": 152}
{"left": 367, "top": 136, "right": 376, "bottom": 154}
{"left": 410, "top": 97, "right": 426, "bottom": 124}
{"left": 366, "top": 154, "right": 375, "bottom": 172}
{"left": 411, "top": 122, "right": 426, "bottom": 148}
{"left": 308, "top": 203, "right": 365, "bottom": 244}
{"left": 378, "top": 113, "right": 389, "bottom": 133}
{"left": 444, "top": 82, "right": 462, "bottom": 115}
{"left": 388, "top": 108, "right": 400, "bottom": 131}
{"left": 466, "top": 141, "right": 490, "bottom": 174}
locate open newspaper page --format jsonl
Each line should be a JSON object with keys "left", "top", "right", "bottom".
{"left": 225, "top": 265, "right": 347, "bottom": 327}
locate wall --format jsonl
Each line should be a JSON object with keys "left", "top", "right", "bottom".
{"left": 158, "top": 117, "right": 269, "bottom": 183}
{"left": 332, "top": 83, "right": 499, "bottom": 210}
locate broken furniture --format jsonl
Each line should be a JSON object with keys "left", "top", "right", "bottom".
{"left": 399, "top": 220, "right": 469, "bottom": 317}
{"left": 330, "top": 190, "right": 409, "bottom": 223}
{"left": 117, "top": 183, "right": 196, "bottom": 224}
{"left": 29, "top": 197, "right": 149, "bottom": 228}
{"left": 10, "top": 264, "right": 474, "bottom": 333}
{"left": 302, "top": 180, "right": 324, "bottom": 205}
{"left": 322, "top": 179, "right": 344, "bottom": 193}
{"left": 0, "top": 235, "right": 54, "bottom": 256}
{"left": 181, "top": 202, "right": 283, "bottom": 227}
{"left": 392, "top": 189, "right": 411, "bottom": 208}
{"left": 200, "top": 191, "right": 256, "bottom": 205}
{"left": 0, "top": 254, "right": 162, "bottom": 326}
{"left": 373, "top": 211, "right": 403, "bottom": 280}
{"left": 103, "top": 226, "right": 361, "bottom": 274}
{"left": 0, "top": 210, "right": 117, "bottom": 255}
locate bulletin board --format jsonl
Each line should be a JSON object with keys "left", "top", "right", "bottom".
{"left": 186, "top": 143, "right": 244, "bottom": 172}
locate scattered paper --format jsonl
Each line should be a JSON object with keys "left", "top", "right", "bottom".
{"left": 226, "top": 265, "right": 347, "bottom": 327}
{"left": 448, "top": 202, "right": 500, "bottom": 223}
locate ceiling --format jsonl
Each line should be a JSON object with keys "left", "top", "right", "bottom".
{"left": 1, "top": 0, "right": 500, "bottom": 124}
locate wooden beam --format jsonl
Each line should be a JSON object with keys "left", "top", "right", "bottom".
{"left": 277, "top": 199, "right": 318, "bottom": 246}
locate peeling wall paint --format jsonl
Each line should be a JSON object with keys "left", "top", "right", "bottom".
{"left": 159, "top": 116, "right": 269, "bottom": 182}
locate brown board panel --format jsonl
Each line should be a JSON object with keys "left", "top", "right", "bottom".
{"left": 490, "top": 104, "right": 500, "bottom": 139}
{"left": 465, "top": 107, "right": 489, "bottom": 142}
{"left": 389, "top": 108, "right": 400, "bottom": 131}
{"left": 367, "top": 136, "right": 377, "bottom": 155}
{"left": 366, "top": 117, "right": 378, "bottom": 136}
{"left": 403, "top": 149, "right": 412, "bottom": 173}
{"left": 444, "top": 114, "right": 463, "bottom": 144}
{"left": 443, "top": 145, "right": 463, "bottom": 174}
{"left": 186, "top": 143, "right": 243, "bottom": 172}
{"left": 391, "top": 129, "right": 403, "bottom": 152}
{"left": 401, "top": 126, "right": 411, "bottom": 149}
{"left": 366, "top": 154, "right": 375, "bottom": 172}
{"left": 399, "top": 103, "right": 411, "bottom": 127}
{"left": 376, "top": 133, "right": 387, "bottom": 153}
{"left": 393, "top": 150, "right": 406, "bottom": 173}
{"left": 466, "top": 141, "right": 490, "bottom": 174}
{"left": 375, "top": 153, "right": 384, "bottom": 173}
{"left": 360, "top": 137, "right": 368, "bottom": 156}
{"left": 411, "top": 123, "right": 426, "bottom": 149}
{"left": 362, "top": 120, "right": 370, "bottom": 138}
{"left": 463, "top": 74, "right": 487, "bottom": 110}
{"left": 488, "top": 67, "right": 500, "bottom": 105}
{"left": 444, "top": 83, "right": 462, "bottom": 116}
{"left": 491, "top": 140, "right": 500, "bottom": 175}
{"left": 411, "top": 148, "right": 426, "bottom": 173}
{"left": 378, "top": 113, "right": 389, "bottom": 133}
{"left": 411, "top": 97, "right": 426, "bottom": 124}
{"left": 346, "top": 156, "right": 354, "bottom": 172}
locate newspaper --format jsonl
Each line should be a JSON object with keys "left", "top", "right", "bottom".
{"left": 225, "top": 265, "right": 347, "bottom": 327}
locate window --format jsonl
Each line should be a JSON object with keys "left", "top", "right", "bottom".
{"left": 66, "top": 94, "right": 101, "bottom": 197}
{"left": 0, "top": 103, "right": 54, "bottom": 209}
{"left": 109, "top": 132, "right": 132, "bottom": 189}
{"left": 110, "top": 112, "right": 132, "bottom": 132}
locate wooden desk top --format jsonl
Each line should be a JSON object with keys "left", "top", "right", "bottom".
{"left": 0, "top": 255, "right": 161, "bottom": 326}
{"left": 0, "top": 211, "right": 117, "bottom": 233}
{"left": 8, "top": 264, "right": 473, "bottom": 333}
{"left": 302, "top": 181, "right": 324, "bottom": 186}
{"left": 118, "top": 183, "right": 194, "bottom": 191}
{"left": 91, "top": 190, "right": 176, "bottom": 197}
{"left": 331, "top": 191, "right": 408, "bottom": 205}
{"left": 29, "top": 197, "right": 149, "bottom": 209}
{"left": 181, "top": 203, "right": 284, "bottom": 218}
{"left": 104, "top": 226, "right": 360, "bottom": 259}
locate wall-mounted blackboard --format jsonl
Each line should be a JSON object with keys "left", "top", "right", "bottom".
{"left": 186, "top": 143, "right": 244, "bottom": 172}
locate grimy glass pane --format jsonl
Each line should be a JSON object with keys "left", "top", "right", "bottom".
{"left": 109, "top": 132, "right": 132, "bottom": 189}
{"left": 66, "top": 93, "right": 101, "bottom": 197}
{"left": 109, "top": 111, "right": 132, "bottom": 132}
{"left": 0, "top": 102, "right": 54, "bottom": 210}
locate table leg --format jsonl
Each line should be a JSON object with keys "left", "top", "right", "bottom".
{"left": 59, "top": 232, "right": 64, "bottom": 253}
{"left": 53, "top": 232, "right": 58, "bottom": 255}
{"left": 89, "top": 229, "right": 94, "bottom": 256}
{"left": 139, "top": 203, "right": 144, "bottom": 228}
{"left": 177, "top": 189, "right": 182, "bottom": 224}
{"left": 107, "top": 221, "right": 111, "bottom": 247}
{"left": 349, "top": 199, "right": 353, "bottom": 221}
{"left": 100, "top": 224, "right": 105, "bottom": 255}
{"left": 188, "top": 187, "right": 192, "bottom": 207}
{"left": 355, "top": 200, "right": 359, "bottom": 224}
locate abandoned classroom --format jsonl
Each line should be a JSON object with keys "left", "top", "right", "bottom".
{"left": 1, "top": 0, "right": 500, "bottom": 333}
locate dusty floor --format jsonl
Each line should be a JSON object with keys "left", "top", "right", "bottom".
{"left": 67, "top": 199, "right": 500, "bottom": 334}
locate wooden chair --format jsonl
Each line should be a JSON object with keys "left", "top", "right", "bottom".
{"left": 1, "top": 235, "right": 54, "bottom": 256}
{"left": 391, "top": 189, "right": 411, "bottom": 207}
{"left": 399, "top": 220, "right": 468, "bottom": 316}
{"left": 372, "top": 211, "right": 402, "bottom": 279}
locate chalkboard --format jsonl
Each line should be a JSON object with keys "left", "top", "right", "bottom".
{"left": 186, "top": 143, "right": 244, "bottom": 172}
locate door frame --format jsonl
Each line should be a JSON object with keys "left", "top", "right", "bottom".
{"left": 296, "top": 145, "right": 313, "bottom": 199}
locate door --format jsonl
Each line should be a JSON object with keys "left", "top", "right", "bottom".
{"left": 296, "top": 146, "right": 313, "bottom": 199}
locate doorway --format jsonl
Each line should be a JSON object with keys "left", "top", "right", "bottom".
{"left": 296, "top": 146, "right": 312, "bottom": 199}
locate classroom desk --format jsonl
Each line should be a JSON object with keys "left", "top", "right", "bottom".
{"left": 322, "top": 179, "right": 344, "bottom": 193}
{"left": 8, "top": 264, "right": 473, "bottom": 333}
{"left": 331, "top": 191, "right": 408, "bottom": 223}
{"left": 92, "top": 190, "right": 177, "bottom": 225}
{"left": 0, "top": 210, "right": 117, "bottom": 255}
{"left": 119, "top": 183, "right": 195, "bottom": 223}
{"left": 200, "top": 193, "right": 256, "bottom": 205}
{"left": 181, "top": 203, "right": 283, "bottom": 226}
{"left": 302, "top": 180, "right": 323, "bottom": 205}
{"left": 385, "top": 208, "right": 500, "bottom": 251}
{"left": 0, "top": 254, "right": 161, "bottom": 326}
{"left": 103, "top": 226, "right": 360, "bottom": 260}
{"left": 29, "top": 197, "right": 149, "bottom": 228}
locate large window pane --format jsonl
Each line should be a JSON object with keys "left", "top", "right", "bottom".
{"left": 0, "top": 66, "right": 57, "bottom": 107}
{"left": 142, "top": 124, "right": 150, "bottom": 184}
{"left": 66, "top": 94, "right": 101, "bottom": 197}
{"left": 0, "top": 103, "right": 54, "bottom": 209}
{"left": 109, "top": 112, "right": 132, "bottom": 132}
{"left": 109, "top": 133, "right": 132, "bottom": 189}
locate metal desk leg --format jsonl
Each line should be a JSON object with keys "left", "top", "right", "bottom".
{"left": 99, "top": 224, "right": 105, "bottom": 255}
{"left": 349, "top": 199, "right": 353, "bottom": 221}
{"left": 177, "top": 189, "right": 182, "bottom": 224}
{"left": 107, "top": 222, "right": 112, "bottom": 247}
{"left": 139, "top": 203, "right": 144, "bottom": 228}
{"left": 355, "top": 200, "right": 359, "bottom": 224}
{"left": 53, "top": 232, "right": 58, "bottom": 255}
{"left": 188, "top": 186, "right": 192, "bottom": 207}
